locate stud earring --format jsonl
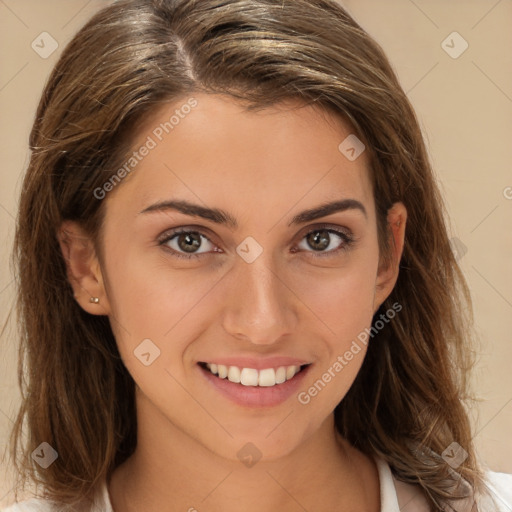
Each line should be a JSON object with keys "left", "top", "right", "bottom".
{"left": 89, "top": 297, "right": 100, "bottom": 304}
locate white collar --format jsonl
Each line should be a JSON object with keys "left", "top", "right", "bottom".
{"left": 375, "top": 456, "right": 430, "bottom": 511}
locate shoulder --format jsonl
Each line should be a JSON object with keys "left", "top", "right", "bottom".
{"left": 1, "top": 498, "right": 55, "bottom": 511}
{"left": 377, "top": 456, "right": 512, "bottom": 512}
{"left": 477, "top": 468, "right": 512, "bottom": 511}
{"left": 375, "top": 456, "right": 431, "bottom": 511}
{"left": 393, "top": 469, "right": 512, "bottom": 512}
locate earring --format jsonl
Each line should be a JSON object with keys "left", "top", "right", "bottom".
{"left": 89, "top": 297, "right": 100, "bottom": 304}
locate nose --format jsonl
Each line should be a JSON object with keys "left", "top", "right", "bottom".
{"left": 221, "top": 251, "right": 298, "bottom": 345}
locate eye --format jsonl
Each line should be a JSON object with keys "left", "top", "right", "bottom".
{"left": 294, "top": 226, "right": 354, "bottom": 257}
{"left": 158, "top": 229, "right": 218, "bottom": 260}
{"left": 158, "top": 224, "right": 355, "bottom": 261}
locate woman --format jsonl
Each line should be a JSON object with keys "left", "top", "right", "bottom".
{"left": 4, "top": 0, "right": 511, "bottom": 510}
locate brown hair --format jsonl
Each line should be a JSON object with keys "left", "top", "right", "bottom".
{"left": 8, "top": 0, "right": 491, "bottom": 509}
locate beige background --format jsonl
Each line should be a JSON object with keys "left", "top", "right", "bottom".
{"left": 1, "top": 0, "right": 511, "bottom": 505}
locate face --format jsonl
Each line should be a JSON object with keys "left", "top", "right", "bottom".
{"left": 60, "top": 93, "right": 406, "bottom": 462}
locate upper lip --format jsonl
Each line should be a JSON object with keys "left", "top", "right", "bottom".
{"left": 199, "top": 357, "right": 311, "bottom": 370}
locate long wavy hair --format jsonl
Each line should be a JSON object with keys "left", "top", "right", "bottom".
{"left": 7, "top": 0, "right": 491, "bottom": 509}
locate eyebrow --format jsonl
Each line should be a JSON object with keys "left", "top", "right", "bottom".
{"left": 139, "top": 198, "right": 367, "bottom": 229}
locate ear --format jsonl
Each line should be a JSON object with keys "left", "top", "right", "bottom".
{"left": 57, "top": 220, "right": 111, "bottom": 315}
{"left": 373, "top": 202, "right": 407, "bottom": 312}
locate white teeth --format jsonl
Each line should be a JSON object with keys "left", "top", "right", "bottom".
{"left": 275, "top": 366, "right": 286, "bottom": 384}
{"left": 258, "top": 368, "right": 276, "bottom": 387}
{"left": 240, "top": 368, "right": 259, "bottom": 386}
{"left": 204, "top": 363, "right": 304, "bottom": 387}
{"left": 227, "top": 366, "right": 241, "bottom": 383}
{"left": 286, "top": 365, "right": 299, "bottom": 380}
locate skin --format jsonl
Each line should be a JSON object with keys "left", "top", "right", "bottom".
{"left": 59, "top": 93, "right": 407, "bottom": 512}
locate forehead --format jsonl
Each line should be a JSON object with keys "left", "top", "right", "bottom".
{"left": 105, "top": 93, "right": 373, "bottom": 219}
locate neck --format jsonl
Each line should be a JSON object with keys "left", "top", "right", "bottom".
{"left": 108, "top": 393, "right": 380, "bottom": 512}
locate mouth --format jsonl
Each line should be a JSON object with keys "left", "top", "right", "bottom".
{"left": 197, "top": 361, "right": 312, "bottom": 407}
{"left": 199, "top": 361, "right": 310, "bottom": 387}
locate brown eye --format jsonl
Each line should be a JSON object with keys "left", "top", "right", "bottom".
{"left": 159, "top": 229, "right": 217, "bottom": 260}
{"left": 305, "top": 230, "right": 331, "bottom": 251}
{"left": 176, "top": 232, "right": 202, "bottom": 253}
{"left": 295, "top": 227, "right": 354, "bottom": 256}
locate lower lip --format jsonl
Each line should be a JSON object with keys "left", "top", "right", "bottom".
{"left": 198, "top": 364, "right": 311, "bottom": 408}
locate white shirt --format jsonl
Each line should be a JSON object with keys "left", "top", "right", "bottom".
{"left": 3, "top": 457, "right": 511, "bottom": 511}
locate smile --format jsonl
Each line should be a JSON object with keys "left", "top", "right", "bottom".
{"left": 202, "top": 362, "right": 306, "bottom": 387}
{"left": 198, "top": 360, "right": 312, "bottom": 407}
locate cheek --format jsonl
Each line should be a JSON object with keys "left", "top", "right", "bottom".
{"left": 294, "top": 250, "right": 378, "bottom": 344}
{"left": 102, "top": 240, "right": 221, "bottom": 374}
{"left": 103, "top": 237, "right": 203, "bottom": 330}
{"left": 304, "top": 268, "right": 375, "bottom": 321}
{"left": 291, "top": 251, "right": 378, "bottom": 410}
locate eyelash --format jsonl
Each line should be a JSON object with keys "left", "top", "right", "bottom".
{"left": 158, "top": 225, "right": 355, "bottom": 261}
